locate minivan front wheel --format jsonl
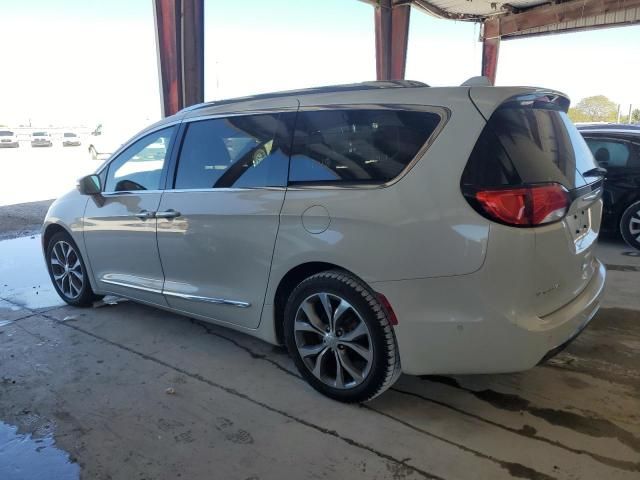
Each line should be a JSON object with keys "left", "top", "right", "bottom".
{"left": 284, "top": 270, "right": 400, "bottom": 403}
{"left": 46, "top": 231, "right": 101, "bottom": 307}
{"left": 620, "top": 200, "right": 640, "bottom": 251}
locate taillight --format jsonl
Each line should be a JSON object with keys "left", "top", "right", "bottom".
{"left": 468, "top": 183, "right": 570, "bottom": 227}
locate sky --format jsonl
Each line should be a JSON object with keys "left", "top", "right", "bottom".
{"left": 0, "top": 0, "right": 639, "bottom": 128}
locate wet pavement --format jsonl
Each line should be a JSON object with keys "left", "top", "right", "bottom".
{"left": 0, "top": 235, "right": 639, "bottom": 479}
{"left": 0, "top": 421, "right": 79, "bottom": 480}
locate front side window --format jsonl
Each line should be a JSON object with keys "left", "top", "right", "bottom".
{"left": 104, "top": 127, "right": 174, "bottom": 192}
{"left": 289, "top": 109, "right": 442, "bottom": 185}
{"left": 174, "top": 113, "right": 292, "bottom": 189}
{"left": 584, "top": 138, "right": 631, "bottom": 168}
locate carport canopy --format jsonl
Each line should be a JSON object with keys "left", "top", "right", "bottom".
{"left": 154, "top": 0, "right": 640, "bottom": 116}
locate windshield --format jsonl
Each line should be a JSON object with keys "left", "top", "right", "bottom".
{"left": 0, "top": 131, "right": 13, "bottom": 136}
{"left": 64, "top": 133, "right": 76, "bottom": 137}
{"left": 33, "top": 132, "right": 47, "bottom": 136}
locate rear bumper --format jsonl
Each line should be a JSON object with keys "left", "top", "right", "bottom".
{"left": 31, "top": 141, "right": 52, "bottom": 147}
{"left": 372, "top": 259, "right": 606, "bottom": 375}
{"left": 63, "top": 141, "right": 81, "bottom": 146}
{"left": 0, "top": 142, "right": 19, "bottom": 147}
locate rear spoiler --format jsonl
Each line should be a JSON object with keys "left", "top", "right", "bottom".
{"left": 469, "top": 87, "right": 570, "bottom": 121}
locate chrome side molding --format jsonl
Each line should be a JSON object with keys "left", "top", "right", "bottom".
{"left": 163, "top": 291, "right": 250, "bottom": 308}
{"left": 100, "top": 278, "right": 251, "bottom": 308}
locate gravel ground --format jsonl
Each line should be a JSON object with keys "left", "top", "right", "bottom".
{"left": 0, "top": 199, "right": 54, "bottom": 240}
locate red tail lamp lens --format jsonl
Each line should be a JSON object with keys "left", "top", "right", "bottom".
{"left": 474, "top": 184, "right": 570, "bottom": 227}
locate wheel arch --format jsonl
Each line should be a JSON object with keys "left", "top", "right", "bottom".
{"left": 42, "top": 222, "right": 73, "bottom": 252}
{"left": 272, "top": 261, "right": 367, "bottom": 344}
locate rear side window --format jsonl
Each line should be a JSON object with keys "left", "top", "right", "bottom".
{"left": 289, "top": 109, "right": 442, "bottom": 185}
{"left": 462, "top": 107, "right": 597, "bottom": 189}
{"left": 174, "top": 113, "right": 293, "bottom": 189}
{"left": 584, "top": 138, "right": 631, "bottom": 168}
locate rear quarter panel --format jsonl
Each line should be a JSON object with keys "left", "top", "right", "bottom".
{"left": 265, "top": 87, "right": 491, "bottom": 306}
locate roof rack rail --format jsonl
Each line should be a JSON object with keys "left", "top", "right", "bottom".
{"left": 179, "top": 80, "right": 430, "bottom": 114}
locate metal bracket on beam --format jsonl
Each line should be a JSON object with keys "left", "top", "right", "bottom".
{"left": 154, "top": 0, "right": 204, "bottom": 117}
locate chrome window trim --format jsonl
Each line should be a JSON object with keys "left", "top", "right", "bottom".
{"left": 164, "top": 187, "right": 286, "bottom": 194}
{"left": 101, "top": 278, "right": 251, "bottom": 308}
{"left": 100, "top": 190, "right": 164, "bottom": 197}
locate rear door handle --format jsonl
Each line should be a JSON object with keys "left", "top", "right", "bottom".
{"left": 155, "top": 209, "right": 181, "bottom": 219}
{"left": 133, "top": 210, "right": 155, "bottom": 219}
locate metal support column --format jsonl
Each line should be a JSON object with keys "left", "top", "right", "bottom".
{"left": 481, "top": 18, "right": 500, "bottom": 85}
{"left": 154, "top": 0, "right": 204, "bottom": 117}
{"left": 374, "top": 0, "right": 411, "bottom": 81}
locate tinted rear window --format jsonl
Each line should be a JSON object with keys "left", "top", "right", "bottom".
{"left": 462, "top": 107, "right": 597, "bottom": 189}
{"left": 289, "top": 109, "right": 442, "bottom": 184}
{"left": 0, "top": 131, "right": 13, "bottom": 136}
{"left": 64, "top": 133, "right": 76, "bottom": 137}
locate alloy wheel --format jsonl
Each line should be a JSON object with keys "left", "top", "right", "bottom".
{"left": 628, "top": 208, "right": 640, "bottom": 242}
{"left": 50, "top": 240, "right": 84, "bottom": 299}
{"left": 294, "top": 292, "right": 373, "bottom": 389}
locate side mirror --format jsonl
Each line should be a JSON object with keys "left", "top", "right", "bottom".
{"left": 78, "top": 174, "right": 102, "bottom": 195}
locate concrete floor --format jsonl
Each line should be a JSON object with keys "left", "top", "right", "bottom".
{"left": 0, "top": 235, "right": 639, "bottom": 480}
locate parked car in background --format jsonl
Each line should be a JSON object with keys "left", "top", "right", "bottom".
{"left": 87, "top": 125, "right": 140, "bottom": 160}
{"left": 31, "top": 131, "right": 53, "bottom": 147}
{"left": 43, "top": 82, "right": 606, "bottom": 402}
{"left": 62, "top": 132, "right": 81, "bottom": 147}
{"left": 578, "top": 124, "right": 640, "bottom": 250}
{"left": 0, "top": 130, "right": 19, "bottom": 148}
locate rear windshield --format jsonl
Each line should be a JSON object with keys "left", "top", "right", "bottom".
{"left": 33, "top": 132, "right": 47, "bottom": 136}
{"left": 0, "top": 131, "right": 13, "bottom": 136}
{"left": 462, "top": 106, "right": 598, "bottom": 189}
{"left": 64, "top": 133, "right": 76, "bottom": 137}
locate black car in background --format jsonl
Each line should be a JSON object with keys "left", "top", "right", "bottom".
{"left": 578, "top": 124, "right": 640, "bottom": 250}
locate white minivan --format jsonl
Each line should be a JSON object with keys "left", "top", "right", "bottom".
{"left": 42, "top": 81, "right": 606, "bottom": 402}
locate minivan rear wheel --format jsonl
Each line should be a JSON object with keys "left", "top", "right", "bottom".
{"left": 284, "top": 270, "right": 400, "bottom": 403}
{"left": 46, "top": 231, "right": 102, "bottom": 307}
{"left": 620, "top": 200, "right": 640, "bottom": 250}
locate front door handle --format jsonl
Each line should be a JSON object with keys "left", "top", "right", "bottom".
{"left": 133, "top": 210, "right": 154, "bottom": 219}
{"left": 155, "top": 209, "right": 181, "bottom": 219}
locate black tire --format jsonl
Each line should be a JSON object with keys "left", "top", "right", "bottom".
{"left": 46, "top": 231, "right": 102, "bottom": 307}
{"left": 620, "top": 201, "right": 640, "bottom": 250}
{"left": 284, "top": 270, "right": 401, "bottom": 403}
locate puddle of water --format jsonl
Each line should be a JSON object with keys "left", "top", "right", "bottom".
{"left": 0, "top": 235, "right": 63, "bottom": 309}
{"left": 0, "top": 421, "right": 79, "bottom": 480}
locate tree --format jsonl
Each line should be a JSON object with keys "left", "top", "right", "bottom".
{"left": 570, "top": 95, "right": 618, "bottom": 123}
{"left": 632, "top": 108, "right": 640, "bottom": 124}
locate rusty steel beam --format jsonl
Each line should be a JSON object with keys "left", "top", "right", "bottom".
{"left": 485, "top": 0, "right": 640, "bottom": 38}
{"left": 154, "top": 0, "right": 204, "bottom": 117}
{"left": 375, "top": 0, "right": 411, "bottom": 80}
{"left": 481, "top": 37, "right": 500, "bottom": 85}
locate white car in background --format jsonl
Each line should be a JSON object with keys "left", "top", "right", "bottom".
{"left": 0, "top": 130, "right": 19, "bottom": 148}
{"left": 31, "top": 131, "right": 53, "bottom": 147}
{"left": 62, "top": 132, "right": 81, "bottom": 147}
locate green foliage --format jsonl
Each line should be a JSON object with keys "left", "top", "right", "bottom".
{"left": 632, "top": 109, "right": 640, "bottom": 124}
{"left": 569, "top": 95, "right": 618, "bottom": 123}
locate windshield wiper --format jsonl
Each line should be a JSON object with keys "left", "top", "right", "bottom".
{"left": 583, "top": 167, "right": 607, "bottom": 178}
